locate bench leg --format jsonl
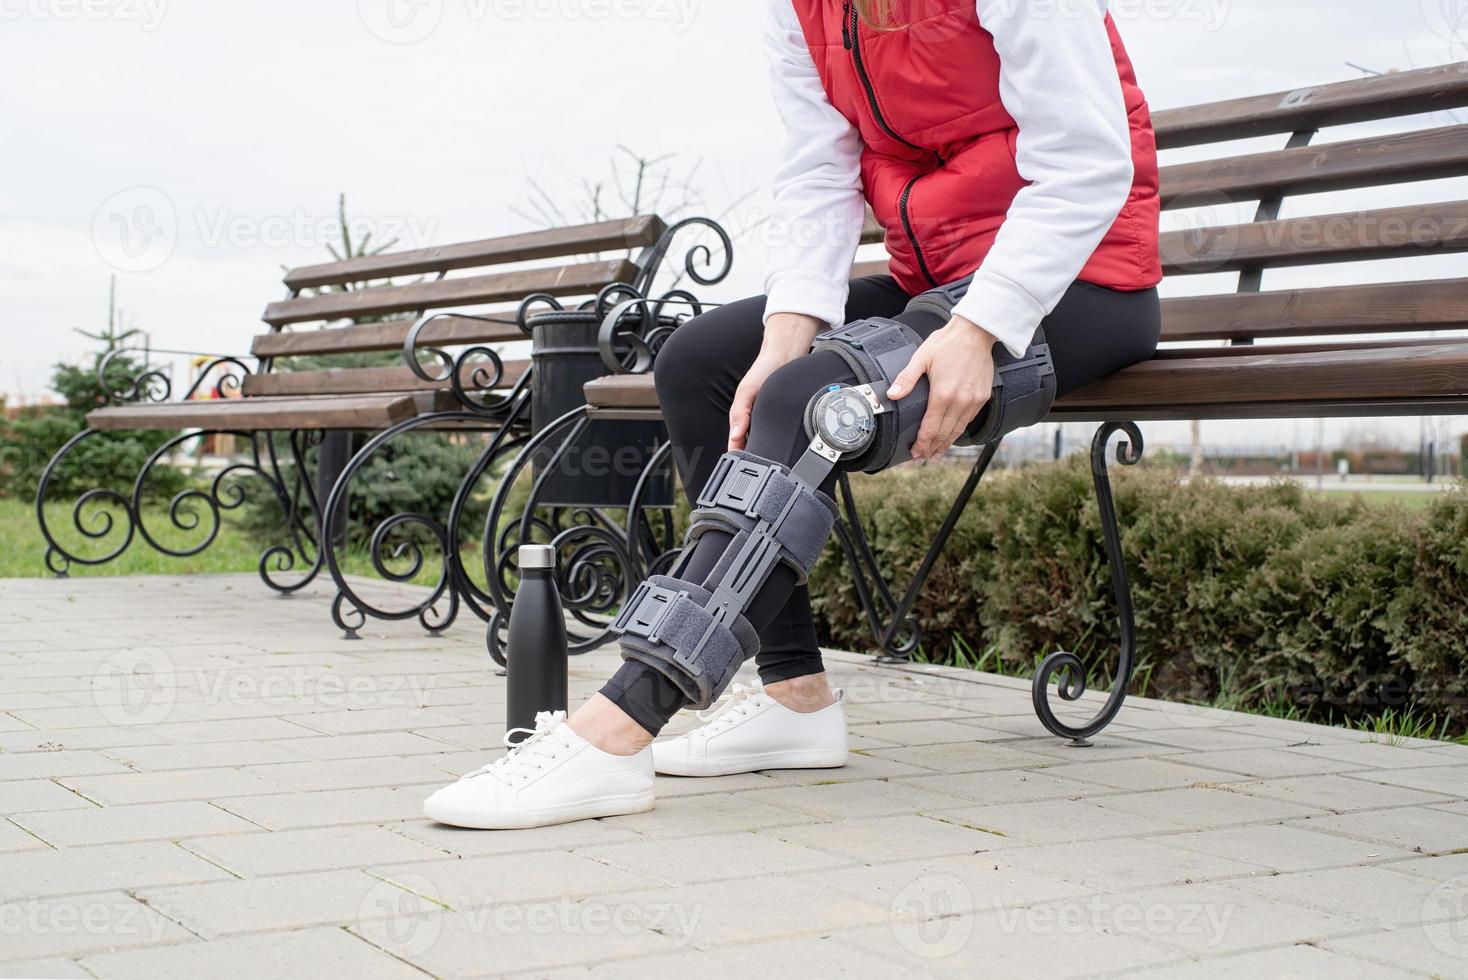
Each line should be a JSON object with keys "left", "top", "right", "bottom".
{"left": 1031, "top": 421, "right": 1145, "bottom": 745}
{"left": 36, "top": 429, "right": 138, "bottom": 576}
{"left": 315, "top": 431, "right": 352, "bottom": 551}
{"left": 256, "top": 430, "right": 326, "bottom": 597}
{"left": 834, "top": 440, "right": 1002, "bottom": 662}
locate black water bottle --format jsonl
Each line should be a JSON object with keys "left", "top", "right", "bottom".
{"left": 505, "top": 544, "right": 569, "bottom": 744}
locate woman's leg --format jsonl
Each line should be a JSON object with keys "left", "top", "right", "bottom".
{"left": 581, "top": 279, "right": 1161, "bottom": 748}
{"left": 588, "top": 278, "right": 911, "bottom": 743}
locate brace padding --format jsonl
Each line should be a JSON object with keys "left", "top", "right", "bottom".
{"left": 685, "top": 451, "right": 838, "bottom": 582}
{"left": 613, "top": 575, "right": 758, "bottom": 708}
{"left": 901, "top": 276, "right": 1058, "bottom": 448}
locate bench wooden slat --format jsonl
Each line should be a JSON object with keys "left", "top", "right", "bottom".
{"left": 262, "top": 258, "right": 636, "bottom": 327}
{"left": 823, "top": 204, "right": 1468, "bottom": 283}
{"left": 283, "top": 216, "right": 666, "bottom": 290}
{"left": 1161, "top": 200, "right": 1468, "bottom": 274}
{"left": 851, "top": 258, "right": 892, "bottom": 279}
{"left": 251, "top": 314, "right": 524, "bottom": 358}
{"left": 1160, "top": 124, "right": 1468, "bottom": 207}
{"left": 86, "top": 393, "right": 446, "bottom": 432}
{"left": 1162, "top": 279, "right": 1468, "bottom": 342}
{"left": 583, "top": 342, "right": 1468, "bottom": 421}
{"left": 1060, "top": 341, "right": 1468, "bottom": 410}
{"left": 860, "top": 213, "right": 884, "bottom": 245}
{"left": 1153, "top": 61, "right": 1468, "bottom": 149}
{"left": 1152, "top": 337, "right": 1463, "bottom": 360}
{"left": 240, "top": 359, "right": 529, "bottom": 398}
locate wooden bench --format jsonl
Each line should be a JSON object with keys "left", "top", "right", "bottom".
{"left": 86, "top": 216, "right": 668, "bottom": 434}
{"left": 582, "top": 61, "right": 1468, "bottom": 742}
{"left": 37, "top": 216, "right": 673, "bottom": 590}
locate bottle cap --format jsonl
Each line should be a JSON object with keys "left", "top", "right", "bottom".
{"left": 518, "top": 544, "right": 556, "bottom": 570}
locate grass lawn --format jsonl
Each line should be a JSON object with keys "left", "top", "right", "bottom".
{"left": 1, "top": 496, "right": 474, "bottom": 588}
{"left": 1310, "top": 488, "right": 1442, "bottom": 511}
{"left": 3, "top": 495, "right": 263, "bottom": 578}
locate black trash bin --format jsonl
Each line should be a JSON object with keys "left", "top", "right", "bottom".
{"left": 528, "top": 309, "right": 673, "bottom": 509}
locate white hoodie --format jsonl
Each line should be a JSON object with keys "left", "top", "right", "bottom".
{"left": 762, "top": 0, "right": 1136, "bottom": 358}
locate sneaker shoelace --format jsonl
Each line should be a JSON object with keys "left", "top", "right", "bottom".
{"left": 692, "top": 683, "right": 767, "bottom": 737}
{"left": 463, "top": 710, "right": 571, "bottom": 785}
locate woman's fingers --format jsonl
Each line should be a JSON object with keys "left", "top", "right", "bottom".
{"left": 912, "top": 384, "right": 957, "bottom": 460}
{"left": 916, "top": 386, "right": 989, "bottom": 459}
{"left": 728, "top": 379, "right": 757, "bottom": 451}
{"left": 887, "top": 349, "right": 931, "bottom": 400}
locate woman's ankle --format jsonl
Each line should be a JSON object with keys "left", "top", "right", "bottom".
{"left": 763, "top": 672, "right": 837, "bottom": 713}
{"left": 567, "top": 694, "right": 656, "bottom": 756}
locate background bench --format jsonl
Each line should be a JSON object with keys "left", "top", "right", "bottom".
{"left": 36, "top": 216, "right": 672, "bottom": 596}
{"left": 581, "top": 60, "right": 1468, "bottom": 742}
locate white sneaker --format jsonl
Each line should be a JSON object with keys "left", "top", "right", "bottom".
{"left": 423, "top": 711, "right": 654, "bottom": 829}
{"left": 652, "top": 684, "right": 849, "bottom": 777}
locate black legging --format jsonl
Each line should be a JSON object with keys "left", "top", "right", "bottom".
{"left": 600, "top": 275, "right": 1161, "bottom": 735}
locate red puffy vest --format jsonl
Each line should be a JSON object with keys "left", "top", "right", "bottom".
{"left": 788, "top": 0, "right": 1162, "bottom": 295}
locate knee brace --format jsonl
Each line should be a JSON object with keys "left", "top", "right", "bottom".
{"left": 610, "top": 451, "right": 838, "bottom": 708}
{"left": 804, "top": 276, "right": 1058, "bottom": 472}
{"left": 611, "top": 276, "right": 1056, "bottom": 709}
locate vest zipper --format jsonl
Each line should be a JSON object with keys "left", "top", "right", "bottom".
{"left": 847, "top": 1, "right": 942, "bottom": 287}
{"left": 846, "top": 2, "right": 935, "bottom": 161}
{"left": 899, "top": 175, "right": 940, "bottom": 288}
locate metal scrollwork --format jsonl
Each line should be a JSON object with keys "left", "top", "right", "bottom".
{"left": 481, "top": 405, "right": 666, "bottom": 665}
{"left": 596, "top": 288, "right": 711, "bottom": 376}
{"left": 631, "top": 216, "right": 735, "bottom": 294}
{"left": 319, "top": 383, "right": 534, "bottom": 636}
{"left": 35, "top": 430, "right": 138, "bottom": 573}
{"left": 1031, "top": 421, "right": 1145, "bottom": 745}
{"left": 96, "top": 349, "right": 171, "bottom": 404}
{"left": 402, "top": 311, "right": 525, "bottom": 415}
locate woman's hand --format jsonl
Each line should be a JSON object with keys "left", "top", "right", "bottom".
{"left": 728, "top": 312, "right": 824, "bottom": 451}
{"left": 887, "top": 315, "right": 998, "bottom": 461}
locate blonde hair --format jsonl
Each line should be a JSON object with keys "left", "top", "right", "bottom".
{"left": 855, "top": 0, "right": 900, "bottom": 28}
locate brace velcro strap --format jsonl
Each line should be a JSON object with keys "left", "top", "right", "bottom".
{"left": 610, "top": 575, "right": 757, "bottom": 708}
{"left": 687, "top": 451, "right": 837, "bottom": 580}
{"left": 901, "top": 274, "right": 974, "bottom": 325}
{"left": 960, "top": 327, "right": 1057, "bottom": 447}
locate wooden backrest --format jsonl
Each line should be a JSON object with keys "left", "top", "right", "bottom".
{"left": 1152, "top": 61, "right": 1468, "bottom": 347}
{"left": 253, "top": 216, "right": 667, "bottom": 352}
{"left": 243, "top": 216, "right": 674, "bottom": 397}
{"left": 850, "top": 63, "right": 1468, "bottom": 349}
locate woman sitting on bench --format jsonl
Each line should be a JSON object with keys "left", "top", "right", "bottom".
{"left": 425, "top": 0, "right": 1163, "bottom": 830}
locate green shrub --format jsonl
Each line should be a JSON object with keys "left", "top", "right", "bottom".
{"left": 807, "top": 459, "right": 1468, "bottom": 731}
{"left": 4, "top": 353, "right": 187, "bottom": 502}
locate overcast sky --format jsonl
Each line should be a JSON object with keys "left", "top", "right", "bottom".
{"left": 2, "top": 0, "right": 1464, "bottom": 453}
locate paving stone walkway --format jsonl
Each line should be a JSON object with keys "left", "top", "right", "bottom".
{"left": 3, "top": 574, "right": 1468, "bottom": 978}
